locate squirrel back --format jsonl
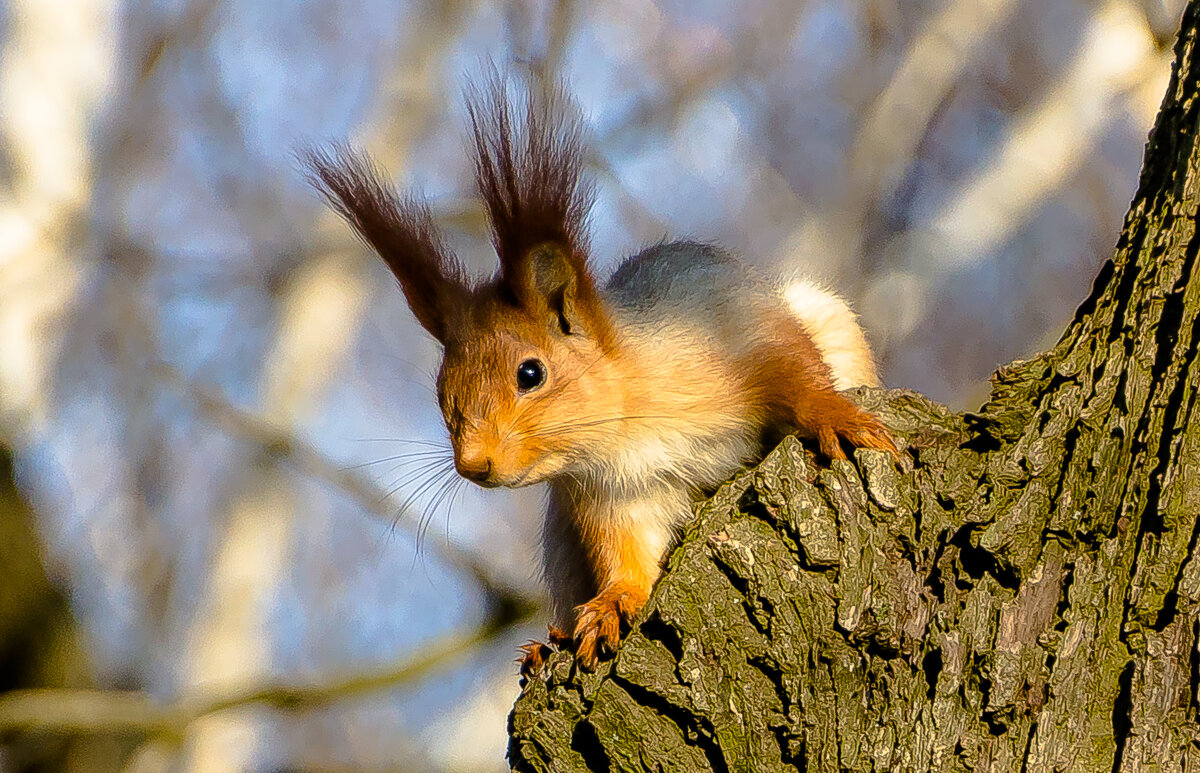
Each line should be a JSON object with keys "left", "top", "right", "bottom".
{"left": 605, "top": 240, "right": 880, "bottom": 393}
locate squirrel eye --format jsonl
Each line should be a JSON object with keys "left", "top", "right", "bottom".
{"left": 516, "top": 359, "right": 546, "bottom": 392}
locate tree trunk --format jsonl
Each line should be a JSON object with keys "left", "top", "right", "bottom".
{"left": 507, "top": 2, "right": 1200, "bottom": 770}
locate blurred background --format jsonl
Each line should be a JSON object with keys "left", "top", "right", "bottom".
{"left": 0, "top": 0, "right": 1184, "bottom": 770}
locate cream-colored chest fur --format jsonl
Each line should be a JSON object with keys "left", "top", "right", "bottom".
{"left": 563, "top": 477, "right": 693, "bottom": 555}
{"left": 570, "top": 324, "right": 760, "bottom": 499}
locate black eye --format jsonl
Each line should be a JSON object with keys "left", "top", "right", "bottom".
{"left": 516, "top": 359, "right": 546, "bottom": 392}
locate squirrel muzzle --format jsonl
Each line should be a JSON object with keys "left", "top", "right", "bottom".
{"left": 453, "top": 438, "right": 500, "bottom": 487}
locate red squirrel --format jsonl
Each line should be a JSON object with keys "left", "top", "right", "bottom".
{"left": 307, "top": 75, "right": 897, "bottom": 677}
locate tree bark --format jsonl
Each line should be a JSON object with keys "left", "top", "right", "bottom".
{"left": 508, "top": 2, "right": 1200, "bottom": 770}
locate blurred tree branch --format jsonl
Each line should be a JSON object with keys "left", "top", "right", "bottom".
{"left": 0, "top": 600, "right": 533, "bottom": 738}
{"left": 0, "top": 427, "right": 534, "bottom": 754}
{"left": 0, "top": 441, "right": 123, "bottom": 770}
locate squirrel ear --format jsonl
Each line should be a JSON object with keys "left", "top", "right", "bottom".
{"left": 521, "top": 243, "right": 582, "bottom": 335}
{"left": 305, "top": 146, "right": 468, "bottom": 345}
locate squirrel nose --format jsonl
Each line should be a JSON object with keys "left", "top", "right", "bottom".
{"left": 455, "top": 445, "right": 495, "bottom": 485}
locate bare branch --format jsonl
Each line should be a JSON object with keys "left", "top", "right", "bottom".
{"left": 0, "top": 606, "right": 533, "bottom": 737}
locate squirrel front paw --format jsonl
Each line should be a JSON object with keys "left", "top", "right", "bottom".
{"left": 818, "top": 407, "right": 900, "bottom": 461}
{"left": 573, "top": 581, "right": 649, "bottom": 670}
{"left": 517, "top": 625, "right": 572, "bottom": 683}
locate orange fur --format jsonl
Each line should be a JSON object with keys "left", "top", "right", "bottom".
{"left": 572, "top": 522, "right": 659, "bottom": 669}
{"left": 743, "top": 312, "right": 898, "bottom": 461}
{"left": 574, "top": 581, "right": 650, "bottom": 668}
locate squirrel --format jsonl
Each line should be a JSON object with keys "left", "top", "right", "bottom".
{"left": 306, "top": 74, "right": 898, "bottom": 678}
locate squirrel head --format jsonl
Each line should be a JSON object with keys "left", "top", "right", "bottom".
{"left": 308, "top": 73, "right": 619, "bottom": 487}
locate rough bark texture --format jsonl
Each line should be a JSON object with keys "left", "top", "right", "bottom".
{"left": 508, "top": 2, "right": 1200, "bottom": 770}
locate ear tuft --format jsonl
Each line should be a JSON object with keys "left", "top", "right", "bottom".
{"left": 303, "top": 145, "right": 468, "bottom": 344}
{"left": 467, "top": 71, "right": 615, "bottom": 349}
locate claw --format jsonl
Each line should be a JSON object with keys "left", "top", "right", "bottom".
{"left": 820, "top": 408, "right": 901, "bottom": 462}
{"left": 517, "top": 625, "right": 575, "bottom": 684}
{"left": 517, "top": 640, "right": 554, "bottom": 683}
{"left": 573, "top": 582, "right": 648, "bottom": 670}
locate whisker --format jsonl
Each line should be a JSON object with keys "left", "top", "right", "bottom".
{"left": 381, "top": 453, "right": 452, "bottom": 486}
{"left": 400, "top": 461, "right": 459, "bottom": 552}
{"left": 420, "top": 468, "right": 464, "bottom": 551}
{"left": 341, "top": 449, "right": 453, "bottom": 472}
{"left": 379, "top": 456, "right": 456, "bottom": 505}
{"left": 366, "top": 458, "right": 452, "bottom": 563}
{"left": 443, "top": 477, "right": 470, "bottom": 544}
{"left": 396, "top": 459, "right": 457, "bottom": 510}
{"left": 418, "top": 471, "right": 462, "bottom": 566}
{"left": 406, "top": 466, "right": 457, "bottom": 580}
{"left": 532, "top": 414, "right": 678, "bottom": 438}
{"left": 353, "top": 437, "right": 449, "bottom": 447}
